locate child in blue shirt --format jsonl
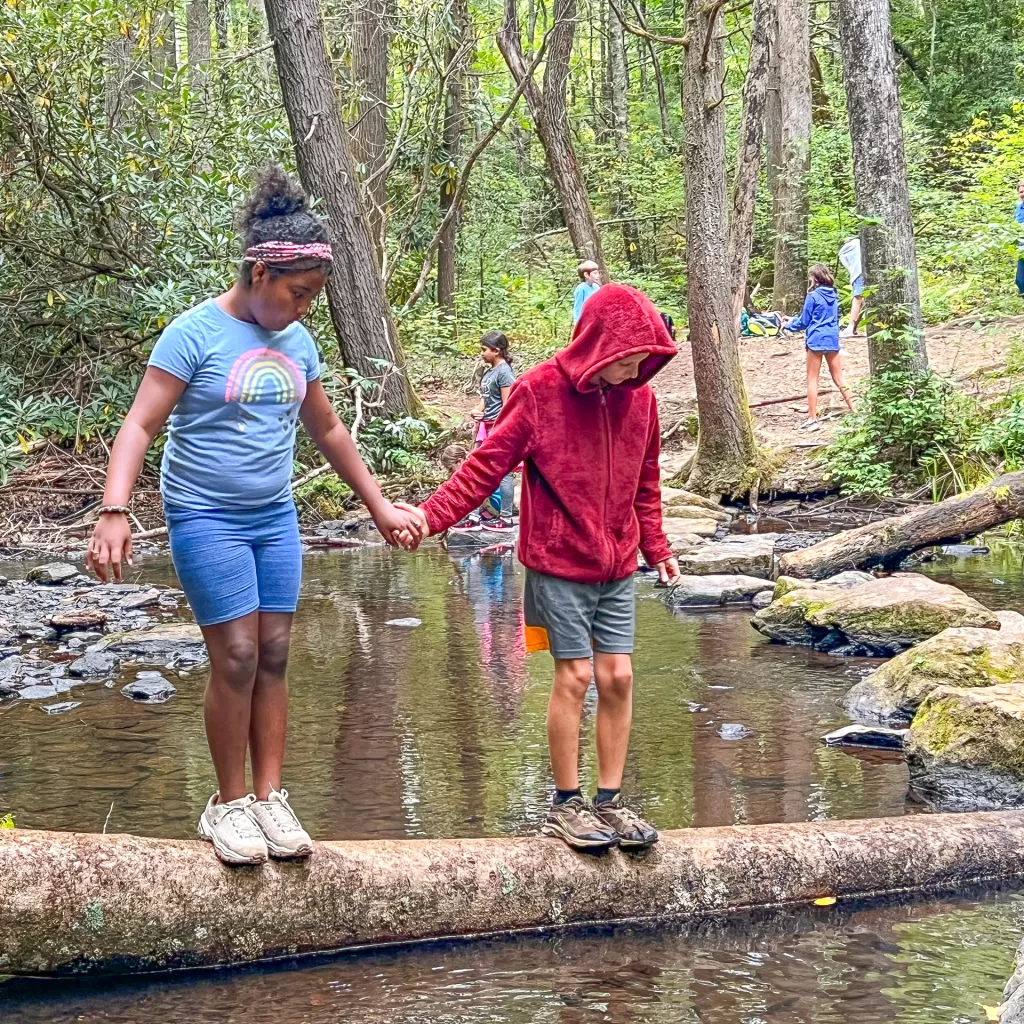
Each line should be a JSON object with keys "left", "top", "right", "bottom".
{"left": 783, "top": 263, "right": 855, "bottom": 431}
{"left": 1015, "top": 180, "right": 1024, "bottom": 297}
{"left": 573, "top": 260, "right": 601, "bottom": 323}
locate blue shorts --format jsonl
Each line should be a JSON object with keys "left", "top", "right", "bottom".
{"left": 165, "top": 500, "right": 302, "bottom": 627}
{"left": 851, "top": 274, "right": 865, "bottom": 298}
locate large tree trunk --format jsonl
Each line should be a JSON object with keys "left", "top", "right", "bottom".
{"left": 839, "top": 0, "right": 927, "bottom": 374}
{"left": 683, "top": 0, "right": 759, "bottom": 498}
{"left": 607, "top": 2, "right": 641, "bottom": 268}
{"left": 777, "top": 472, "right": 1024, "bottom": 579}
{"left": 729, "top": 0, "right": 776, "bottom": 321}
{"left": 771, "top": 0, "right": 811, "bottom": 313}
{"left": 498, "top": 0, "right": 608, "bottom": 278}
{"left": 264, "top": 0, "right": 416, "bottom": 416}
{"left": 437, "top": 0, "right": 471, "bottom": 318}
{"left": 186, "top": 0, "right": 212, "bottom": 92}
{"left": 351, "top": 0, "right": 391, "bottom": 261}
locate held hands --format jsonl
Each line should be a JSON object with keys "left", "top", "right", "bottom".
{"left": 372, "top": 500, "right": 430, "bottom": 551}
{"left": 87, "top": 513, "right": 134, "bottom": 583}
{"left": 654, "top": 556, "right": 681, "bottom": 586}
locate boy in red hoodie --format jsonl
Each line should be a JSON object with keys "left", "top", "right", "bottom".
{"left": 404, "top": 284, "right": 680, "bottom": 850}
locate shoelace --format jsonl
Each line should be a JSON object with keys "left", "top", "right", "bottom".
{"left": 220, "top": 802, "right": 262, "bottom": 840}
{"left": 262, "top": 792, "right": 301, "bottom": 832}
{"left": 564, "top": 801, "right": 607, "bottom": 830}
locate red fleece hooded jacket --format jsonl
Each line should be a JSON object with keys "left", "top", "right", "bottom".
{"left": 421, "top": 283, "right": 678, "bottom": 585}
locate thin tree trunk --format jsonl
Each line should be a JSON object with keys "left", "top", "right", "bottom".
{"left": 213, "top": 0, "right": 229, "bottom": 51}
{"left": 437, "top": 0, "right": 471, "bottom": 318}
{"left": 729, "top": 0, "right": 775, "bottom": 321}
{"left": 838, "top": 0, "right": 927, "bottom": 373}
{"left": 498, "top": 0, "right": 608, "bottom": 278}
{"left": 771, "top": 0, "right": 811, "bottom": 313}
{"left": 263, "top": 0, "right": 417, "bottom": 417}
{"left": 351, "top": 0, "right": 391, "bottom": 261}
{"left": 683, "top": 0, "right": 759, "bottom": 498}
{"left": 186, "top": 0, "right": 212, "bottom": 92}
{"left": 608, "top": 0, "right": 641, "bottom": 268}
{"left": 151, "top": 7, "right": 177, "bottom": 76}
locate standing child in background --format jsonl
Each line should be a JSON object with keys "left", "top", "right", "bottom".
{"left": 400, "top": 284, "right": 680, "bottom": 852}
{"left": 573, "top": 260, "right": 602, "bottom": 324}
{"left": 1015, "top": 180, "right": 1024, "bottom": 298}
{"left": 453, "top": 331, "right": 517, "bottom": 532}
{"left": 783, "top": 263, "right": 855, "bottom": 432}
{"left": 838, "top": 236, "right": 864, "bottom": 337}
{"left": 86, "top": 165, "right": 424, "bottom": 866}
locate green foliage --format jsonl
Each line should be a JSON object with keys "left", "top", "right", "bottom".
{"left": 0, "top": 814, "right": 14, "bottom": 829}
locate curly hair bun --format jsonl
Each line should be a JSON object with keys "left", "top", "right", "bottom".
{"left": 239, "top": 163, "right": 309, "bottom": 233}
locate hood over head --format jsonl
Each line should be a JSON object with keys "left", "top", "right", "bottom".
{"left": 556, "top": 283, "right": 677, "bottom": 392}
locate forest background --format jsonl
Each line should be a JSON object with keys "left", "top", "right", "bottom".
{"left": 0, "top": 0, "right": 1023, "bottom": 507}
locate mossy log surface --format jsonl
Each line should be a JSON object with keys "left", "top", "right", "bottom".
{"left": 5, "top": 814, "right": 1024, "bottom": 977}
{"left": 777, "top": 471, "right": 1024, "bottom": 579}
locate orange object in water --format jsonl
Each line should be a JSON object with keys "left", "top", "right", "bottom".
{"left": 524, "top": 625, "right": 550, "bottom": 653}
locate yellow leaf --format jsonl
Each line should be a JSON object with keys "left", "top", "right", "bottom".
{"left": 982, "top": 1005, "right": 1000, "bottom": 1021}
{"left": 16, "top": 432, "right": 29, "bottom": 453}
{"left": 46, "top": 291, "right": 53, "bottom": 307}
{"left": 813, "top": 896, "right": 836, "bottom": 906}
{"left": 5, "top": 31, "right": 16, "bottom": 42}
{"left": 629, "top": 242, "right": 637, "bottom": 252}
{"left": 5, "top": 0, "right": 17, "bottom": 9}
{"left": 120, "top": 19, "right": 130, "bottom": 36}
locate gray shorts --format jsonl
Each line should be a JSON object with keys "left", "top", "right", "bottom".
{"left": 523, "top": 570, "right": 635, "bottom": 660}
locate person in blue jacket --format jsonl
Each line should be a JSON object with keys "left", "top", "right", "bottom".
{"left": 573, "top": 260, "right": 602, "bottom": 323}
{"left": 782, "top": 263, "right": 855, "bottom": 431}
{"left": 1015, "top": 180, "right": 1024, "bottom": 297}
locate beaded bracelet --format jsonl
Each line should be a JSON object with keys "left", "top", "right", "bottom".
{"left": 97, "top": 505, "right": 130, "bottom": 516}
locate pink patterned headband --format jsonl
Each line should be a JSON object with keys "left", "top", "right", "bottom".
{"left": 243, "top": 241, "right": 333, "bottom": 264}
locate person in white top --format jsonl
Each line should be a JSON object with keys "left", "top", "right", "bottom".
{"left": 838, "top": 237, "right": 864, "bottom": 337}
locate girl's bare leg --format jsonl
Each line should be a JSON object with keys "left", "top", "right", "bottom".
{"left": 806, "top": 350, "right": 823, "bottom": 420}
{"left": 824, "top": 351, "right": 855, "bottom": 412}
{"left": 249, "top": 611, "right": 293, "bottom": 800}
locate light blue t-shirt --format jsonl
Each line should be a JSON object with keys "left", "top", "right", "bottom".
{"left": 573, "top": 281, "right": 600, "bottom": 323}
{"left": 148, "top": 298, "right": 321, "bottom": 510}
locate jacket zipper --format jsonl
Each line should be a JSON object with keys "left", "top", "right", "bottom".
{"left": 600, "top": 386, "right": 614, "bottom": 582}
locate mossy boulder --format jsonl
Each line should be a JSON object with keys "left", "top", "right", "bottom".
{"left": 751, "top": 572, "right": 999, "bottom": 656}
{"left": 906, "top": 683, "right": 1024, "bottom": 810}
{"left": 845, "top": 611, "right": 1024, "bottom": 725}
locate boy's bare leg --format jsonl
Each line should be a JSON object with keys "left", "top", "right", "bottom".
{"left": 547, "top": 657, "right": 593, "bottom": 790}
{"left": 592, "top": 652, "right": 633, "bottom": 790}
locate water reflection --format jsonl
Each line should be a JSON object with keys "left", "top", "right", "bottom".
{"left": 0, "top": 547, "right": 913, "bottom": 840}
{"left": 4, "top": 886, "right": 1023, "bottom": 1023}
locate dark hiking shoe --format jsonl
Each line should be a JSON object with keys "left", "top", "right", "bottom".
{"left": 541, "top": 796, "right": 619, "bottom": 851}
{"left": 592, "top": 794, "right": 659, "bottom": 850}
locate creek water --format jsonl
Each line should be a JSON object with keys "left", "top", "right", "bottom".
{"left": 3, "top": 541, "right": 1024, "bottom": 1021}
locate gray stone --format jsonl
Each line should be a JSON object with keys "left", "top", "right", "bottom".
{"left": 822, "top": 724, "right": 907, "bottom": 750}
{"left": 17, "top": 684, "right": 59, "bottom": 700}
{"left": 120, "top": 589, "right": 161, "bottom": 611}
{"left": 96, "top": 623, "right": 207, "bottom": 666}
{"left": 26, "top": 563, "right": 79, "bottom": 585}
{"left": 446, "top": 526, "right": 519, "bottom": 551}
{"left": 668, "top": 575, "right": 774, "bottom": 609}
{"left": 674, "top": 535, "right": 776, "bottom": 579}
{"left": 386, "top": 618, "right": 423, "bottom": 628}
{"left": 41, "top": 701, "right": 81, "bottom": 715}
{"left": 752, "top": 589, "right": 774, "bottom": 610}
{"left": 1000, "top": 937, "right": 1024, "bottom": 1023}
{"left": 666, "top": 518, "right": 721, "bottom": 543}
{"left": 69, "top": 652, "right": 121, "bottom": 678}
{"left": 718, "top": 723, "right": 753, "bottom": 740}
{"left": 121, "top": 675, "right": 177, "bottom": 703}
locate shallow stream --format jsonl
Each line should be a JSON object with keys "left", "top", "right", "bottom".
{"left": 3, "top": 541, "right": 1024, "bottom": 1021}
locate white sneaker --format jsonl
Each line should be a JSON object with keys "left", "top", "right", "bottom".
{"left": 247, "top": 788, "right": 313, "bottom": 859}
{"left": 197, "top": 793, "right": 268, "bottom": 865}
{"left": 798, "top": 418, "right": 820, "bottom": 432}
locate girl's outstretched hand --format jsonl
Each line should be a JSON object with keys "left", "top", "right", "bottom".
{"left": 372, "top": 500, "right": 429, "bottom": 550}
{"left": 87, "top": 512, "right": 134, "bottom": 582}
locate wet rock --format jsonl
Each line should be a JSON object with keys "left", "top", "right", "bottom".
{"left": 121, "top": 674, "right": 176, "bottom": 704}
{"left": 668, "top": 575, "right": 774, "bottom": 609}
{"left": 844, "top": 610, "right": 1024, "bottom": 726}
{"left": 660, "top": 487, "right": 730, "bottom": 514}
{"left": 674, "top": 535, "right": 776, "bottom": 579}
{"left": 386, "top": 618, "right": 422, "bottom": 628}
{"left": 718, "top": 723, "right": 753, "bottom": 740}
{"left": 17, "top": 684, "right": 59, "bottom": 700}
{"left": 1000, "top": 936, "right": 1024, "bottom": 1023}
{"left": 49, "top": 609, "right": 108, "bottom": 632}
{"left": 773, "top": 571, "right": 874, "bottom": 600}
{"left": 26, "top": 563, "right": 79, "bottom": 586}
{"left": 68, "top": 651, "right": 120, "bottom": 678}
{"left": 96, "top": 623, "right": 207, "bottom": 666}
{"left": 822, "top": 724, "right": 907, "bottom": 750}
{"left": 940, "top": 544, "right": 990, "bottom": 557}
{"left": 666, "top": 518, "right": 720, "bottom": 544}
{"left": 0, "top": 655, "right": 23, "bottom": 696}
{"left": 752, "top": 573, "right": 999, "bottom": 656}
{"left": 751, "top": 589, "right": 774, "bottom": 611}
{"left": 120, "top": 589, "right": 161, "bottom": 611}
{"left": 41, "top": 701, "right": 81, "bottom": 715}
{"left": 907, "top": 684, "right": 1024, "bottom": 810}
{"left": 446, "top": 525, "right": 519, "bottom": 551}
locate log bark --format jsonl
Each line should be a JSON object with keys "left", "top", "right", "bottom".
{"left": 777, "top": 471, "right": 1024, "bottom": 579}
{"left": 5, "top": 812, "right": 1024, "bottom": 976}
{"left": 264, "top": 0, "right": 417, "bottom": 416}
{"left": 838, "top": 0, "right": 927, "bottom": 374}
{"left": 729, "top": 0, "right": 776, "bottom": 322}
{"left": 771, "top": 0, "right": 811, "bottom": 314}
{"left": 683, "top": 0, "right": 759, "bottom": 497}
{"left": 498, "top": 0, "right": 608, "bottom": 277}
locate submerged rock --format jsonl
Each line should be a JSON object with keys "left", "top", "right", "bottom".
{"left": 41, "top": 701, "right": 81, "bottom": 715}
{"left": 386, "top": 617, "right": 422, "bottom": 628}
{"left": 668, "top": 575, "right": 774, "bottom": 609}
{"left": 844, "top": 611, "right": 1024, "bottom": 725}
{"left": 26, "top": 563, "right": 79, "bottom": 585}
{"left": 822, "top": 723, "right": 907, "bottom": 750}
{"left": 751, "top": 572, "right": 999, "bottom": 656}
{"left": 121, "top": 674, "right": 177, "bottom": 703}
{"left": 96, "top": 623, "right": 207, "bottom": 666}
{"left": 68, "top": 651, "right": 121, "bottom": 678}
{"left": 907, "top": 683, "right": 1024, "bottom": 810}
{"left": 718, "top": 723, "right": 753, "bottom": 740}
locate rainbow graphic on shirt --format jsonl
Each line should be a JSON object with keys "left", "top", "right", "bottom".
{"left": 224, "top": 347, "right": 305, "bottom": 405}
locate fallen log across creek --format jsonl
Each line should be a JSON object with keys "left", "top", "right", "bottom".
{"left": 778, "top": 470, "right": 1024, "bottom": 579}
{"left": 4, "top": 812, "right": 1024, "bottom": 977}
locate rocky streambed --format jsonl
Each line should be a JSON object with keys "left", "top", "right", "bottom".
{"left": 0, "top": 562, "right": 207, "bottom": 712}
